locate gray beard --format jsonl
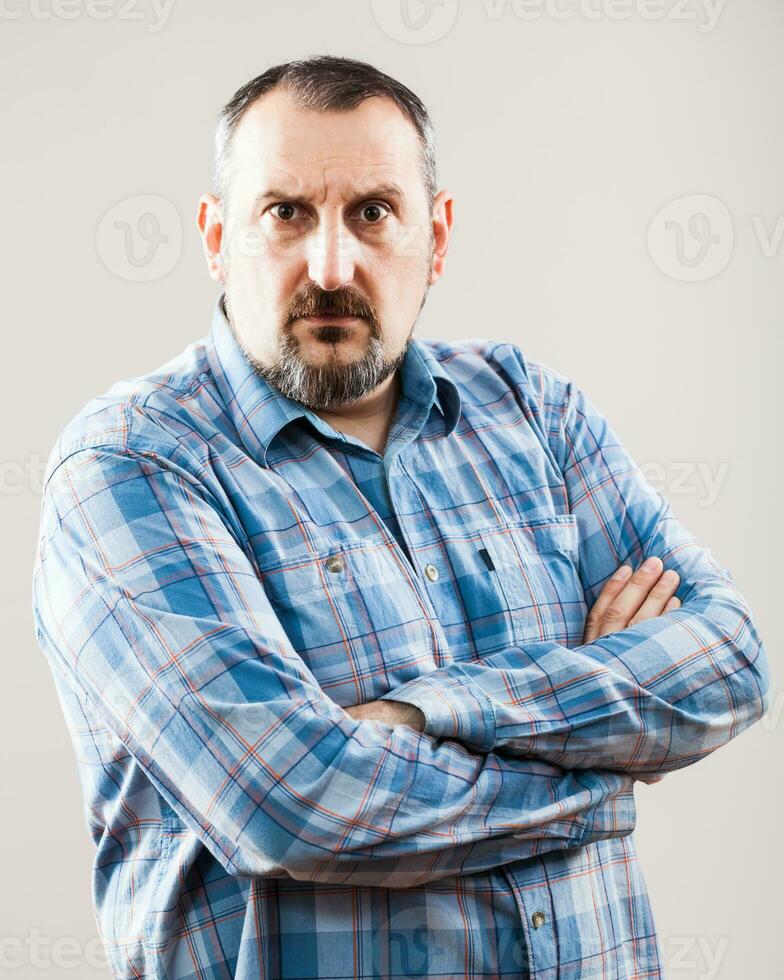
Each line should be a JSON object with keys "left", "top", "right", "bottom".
{"left": 245, "top": 325, "right": 411, "bottom": 411}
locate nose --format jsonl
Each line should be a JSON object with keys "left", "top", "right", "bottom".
{"left": 305, "top": 212, "right": 359, "bottom": 291}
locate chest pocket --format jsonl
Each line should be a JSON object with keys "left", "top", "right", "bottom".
{"left": 480, "top": 515, "right": 587, "bottom": 649}
{"left": 444, "top": 515, "right": 586, "bottom": 660}
{"left": 259, "top": 542, "right": 440, "bottom": 708}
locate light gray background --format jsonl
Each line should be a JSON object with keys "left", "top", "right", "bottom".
{"left": 2, "top": 1, "right": 781, "bottom": 977}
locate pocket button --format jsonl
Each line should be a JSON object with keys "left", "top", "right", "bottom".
{"left": 325, "top": 554, "right": 344, "bottom": 574}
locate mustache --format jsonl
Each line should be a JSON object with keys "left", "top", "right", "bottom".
{"left": 288, "top": 286, "right": 375, "bottom": 322}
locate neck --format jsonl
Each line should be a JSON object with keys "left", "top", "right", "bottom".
{"left": 313, "top": 371, "right": 402, "bottom": 454}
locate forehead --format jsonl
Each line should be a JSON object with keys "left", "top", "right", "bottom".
{"left": 228, "top": 87, "right": 424, "bottom": 199}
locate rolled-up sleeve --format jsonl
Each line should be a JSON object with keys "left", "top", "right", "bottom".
{"left": 379, "top": 347, "right": 771, "bottom": 779}
{"left": 31, "top": 435, "right": 638, "bottom": 888}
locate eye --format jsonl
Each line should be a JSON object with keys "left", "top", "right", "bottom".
{"left": 269, "top": 202, "right": 306, "bottom": 222}
{"left": 353, "top": 202, "right": 391, "bottom": 224}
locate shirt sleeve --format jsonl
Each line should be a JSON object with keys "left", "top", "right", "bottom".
{"left": 377, "top": 348, "right": 770, "bottom": 780}
{"left": 31, "top": 438, "right": 637, "bottom": 888}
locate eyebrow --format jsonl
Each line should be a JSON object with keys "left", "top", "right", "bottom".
{"left": 252, "top": 183, "right": 405, "bottom": 211}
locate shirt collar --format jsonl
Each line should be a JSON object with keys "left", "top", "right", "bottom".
{"left": 205, "top": 293, "right": 461, "bottom": 467}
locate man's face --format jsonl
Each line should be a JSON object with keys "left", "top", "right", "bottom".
{"left": 199, "top": 87, "right": 450, "bottom": 412}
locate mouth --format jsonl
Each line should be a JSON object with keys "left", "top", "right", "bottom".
{"left": 297, "top": 315, "right": 364, "bottom": 326}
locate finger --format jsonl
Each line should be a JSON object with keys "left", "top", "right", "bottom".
{"left": 581, "top": 563, "right": 634, "bottom": 643}
{"left": 664, "top": 595, "right": 681, "bottom": 612}
{"left": 584, "top": 557, "right": 674, "bottom": 640}
{"left": 600, "top": 555, "right": 666, "bottom": 629}
{"left": 628, "top": 569, "right": 680, "bottom": 626}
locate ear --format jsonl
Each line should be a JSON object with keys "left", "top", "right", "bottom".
{"left": 428, "top": 189, "right": 454, "bottom": 285}
{"left": 197, "top": 193, "right": 226, "bottom": 283}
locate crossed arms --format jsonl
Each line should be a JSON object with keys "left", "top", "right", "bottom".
{"left": 31, "top": 359, "right": 769, "bottom": 889}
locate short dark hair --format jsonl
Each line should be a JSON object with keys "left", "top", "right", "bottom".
{"left": 213, "top": 55, "right": 437, "bottom": 210}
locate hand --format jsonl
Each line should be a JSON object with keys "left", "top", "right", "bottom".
{"left": 582, "top": 556, "right": 682, "bottom": 644}
{"left": 344, "top": 699, "right": 426, "bottom": 733}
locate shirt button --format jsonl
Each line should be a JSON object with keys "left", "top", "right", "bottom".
{"left": 424, "top": 563, "right": 439, "bottom": 582}
{"left": 325, "top": 555, "right": 344, "bottom": 574}
{"left": 531, "top": 911, "right": 546, "bottom": 929}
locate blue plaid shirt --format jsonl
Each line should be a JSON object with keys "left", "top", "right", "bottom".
{"left": 31, "top": 295, "right": 769, "bottom": 979}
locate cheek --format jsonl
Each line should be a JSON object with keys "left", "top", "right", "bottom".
{"left": 378, "top": 253, "right": 430, "bottom": 313}
{"left": 225, "top": 240, "right": 289, "bottom": 301}
{"left": 226, "top": 216, "right": 300, "bottom": 272}
{"left": 233, "top": 313, "right": 283, "bottom": 371}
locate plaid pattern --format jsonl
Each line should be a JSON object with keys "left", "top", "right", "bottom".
{"left": 31, "top": 295, "right": 769, "bottom": 979}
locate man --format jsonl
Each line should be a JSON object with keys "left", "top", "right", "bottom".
{"left": 31, "top": 55, "right": 769, "bottom": 979}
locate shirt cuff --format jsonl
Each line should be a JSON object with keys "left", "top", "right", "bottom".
{"left": 377, "top": 665, "right": 497, "bottom": 753}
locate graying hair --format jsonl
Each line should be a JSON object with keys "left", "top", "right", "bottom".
{"left": 212, "top": 54, "right": 437, "bottom": 211}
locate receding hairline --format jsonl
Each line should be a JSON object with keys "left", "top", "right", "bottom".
{"left": 223, "top": 92, "right": 428, "bottom": 207}
{"left": 212, "top": 57, "right": 438, "bottom": 210}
